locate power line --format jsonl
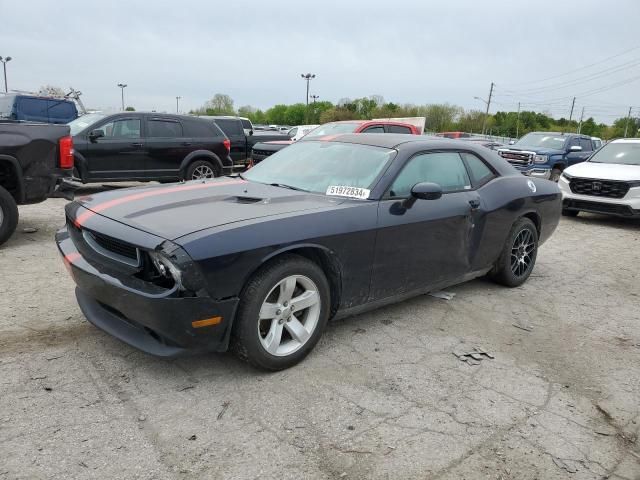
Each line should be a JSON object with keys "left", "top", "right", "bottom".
{"left": 505, "top": 45, "right": 640, "bottom": 88}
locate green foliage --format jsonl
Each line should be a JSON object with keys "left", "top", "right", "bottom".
{"left": 124, "top": 106, "right": 135, "bottom": 111}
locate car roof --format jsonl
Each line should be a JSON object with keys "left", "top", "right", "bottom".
{"left": 312, "top": 133, "right": 460, "bottom": 149}
{"left": 610, "top": 138, "right": 640, "bottom": 143}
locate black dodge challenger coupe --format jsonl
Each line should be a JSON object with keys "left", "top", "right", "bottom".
{"left": 56, "top": 134, "right": 561, "bottom": 370}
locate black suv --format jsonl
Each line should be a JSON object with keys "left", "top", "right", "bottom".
{"left": 68, "top": 113, "right": 232, "bottom": 182}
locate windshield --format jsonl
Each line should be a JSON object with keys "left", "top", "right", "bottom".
{"left": 516, "top": 133, "right": 566, "bottom": 150}
{"left": 589, "top": 142, "right": 640, "bottom": 166}
{"left": 304, "top": 122, "right": 361, "bottom": 139}
{"left": 68, "top": 113, "right": 106, "bottom": 135}
{"left": 243, "top": 141, "right": 396, "bottom": 195}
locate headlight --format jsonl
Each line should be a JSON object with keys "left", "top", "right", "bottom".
{"left": 534, "top": 155, "right": 548, "bottom": 164}
{"left": 561, "top": 172, "right": 572, "bottom": 180}
{"left": 148, "top": 250, "right": 183, "bottom": 290}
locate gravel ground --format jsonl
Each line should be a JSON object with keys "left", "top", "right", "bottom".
{"left": 1, "top": 188, "right": 639, "bottom": 480}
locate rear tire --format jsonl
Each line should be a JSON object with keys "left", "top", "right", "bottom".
{"left": 0, "top": 185, "right": 19, "bottom": 247}
{"left": 489, "top": 217, "right": 538, "bottom": 288}
{"left": 562, "top": 209, "right": 579, "bottom": 217}
{"left": 549, "top": 168, "right": 562, "bottom": 182}
{"left": 231, "top": 254, "right": 330, "bottom": 371}
{"left": 185, "top": 160, "right": 220, "bottom": 180}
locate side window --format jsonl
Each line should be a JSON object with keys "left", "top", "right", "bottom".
{"left": 389, "top": 152, "right": 471, "bottom": 198}
{"left": 579, "top": 138, "right": 592, "bottom": 151}
{"left": 186, "top": 120, "right": 218, "bottom": 138}
{"left": 240, "top": 119, "right": 252, "bottom": 130}
{"left": 460, "top": 152, "right": 496, "bottom": 186}
{"left": 388, "top": 125, "right": 412, "bottom": 134}
{"left": 99, "top": 119, "right": 141, "bottom": 138}
{"left": 147, "top": 119, "right": 183, "bottom": 138}
{"left": 569, "top": 138, "right": 580, "bottom": 148}
{"left": 362, "top": 125, "right": 385, "bottom": 133}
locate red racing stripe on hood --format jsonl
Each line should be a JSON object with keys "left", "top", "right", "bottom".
{"left": 74, "top": 179, "right": 246, "bottom": 227}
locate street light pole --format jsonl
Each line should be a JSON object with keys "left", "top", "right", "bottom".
{"left": 0, "top": 56, "right": 12, "bottom": 93}
{"left": 301, "top": 73, "right": 316, "bottom": 123}
{"left": 117, "top": 83, "right": 127, "bottom": 111}
{"left": 176, "top": 96, "right": 181, "bottom": 114}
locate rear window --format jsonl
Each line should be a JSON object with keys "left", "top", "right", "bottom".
{"left": 215, "top": 119, "right": 243, "bottom": 136}
{"left": 47, "top": 100, "right": 76, "bottom": 122}
{"left": 0, "top": 95, "right": 14, "bottom": 118}
{"left": 147, "top": 119, "right": 183, "bottom": 138}
{"left": 18, "top": 97, "right": 48, "bottom": 118}
{"left": 388, "top": 125, "right": 412, "bottom": 134}
{"left": 185, "top": 119, "right": 222, "bottom": 138}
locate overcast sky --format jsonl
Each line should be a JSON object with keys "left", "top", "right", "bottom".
{"left": 1, "top": 0, "right": 638, "bottom": 122}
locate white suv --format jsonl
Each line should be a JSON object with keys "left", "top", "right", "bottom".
{"left": 559, "top": 138, "right": 640, "bottom": 218}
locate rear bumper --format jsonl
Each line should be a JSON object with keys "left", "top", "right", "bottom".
{"left": 22, "top": 168, "right": 73, "bottom": 204}
{"left": 56, "top": 226, "right": 239, "bottom": 357}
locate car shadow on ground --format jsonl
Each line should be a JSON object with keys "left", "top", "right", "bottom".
{"left": 565, "top": 212, "right": 640, "bottom": 231}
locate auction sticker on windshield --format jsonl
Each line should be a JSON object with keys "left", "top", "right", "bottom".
{"left": 326, "top": 185, "right": 370, "bottom": 199}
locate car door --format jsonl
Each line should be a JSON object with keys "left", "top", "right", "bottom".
{"left": 144, "top": 117, "right": 188, "bottom": 179}
{"left": 371, "top": 151, "right": 482, "bottom": 300}
{"left": 85, "top": 116, "right": 146, "bottom": 180}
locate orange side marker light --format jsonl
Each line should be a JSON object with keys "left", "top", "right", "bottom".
{"left": 192, "top": 316, "right": 222, "bottom": 328}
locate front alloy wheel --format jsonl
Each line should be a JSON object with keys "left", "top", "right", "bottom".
{"left": 232, "top": 254, "right": 330, "bottom": 370}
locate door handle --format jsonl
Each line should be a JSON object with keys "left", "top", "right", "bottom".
{"left": 469, "top": 199, "right": 481, "bottom": 210}
{"left": 131, "top": 142, "right": 143, "bottom": 147}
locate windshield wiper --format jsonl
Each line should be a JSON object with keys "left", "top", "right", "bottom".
{"left": 269, "top": 183, "right": 308, "bottom": 192}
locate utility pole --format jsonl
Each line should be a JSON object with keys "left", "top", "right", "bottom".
{"left": 300, "top": 73, "right": 316, "bottom": 123}
{"left": 568, "top": 97, "right": 576, "bottom": 123}
{"left": 624, "top": 106, "right": 633, "bottom": 138}
{"left": 577, "top": 106, "right": 585, "bottom": 133}
{"left": 0, "top": 56, "right": 12, "bottom": 93}
{"left": 176, "top": 96, "right": 181, "bottom": 114}
{"left": 117, "top": 83, "right": 127, "bottom": 111}
{"left": 516, "top": 102, "right": 521, "bottom": 139}
{"left": 481, "top": 82, "right": 494, "bottom": 136}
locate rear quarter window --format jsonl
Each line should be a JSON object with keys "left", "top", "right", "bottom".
{"left": 388, "top": 125, "right": 412, "bottom": 134}
{"left": 147, "top": 119, "right": 183, "bottom": 138}
{"left": 215, "top": 119, "right": 243, "bottom": 136}
{"left": 185, "top": 120, "right": 223, "bottom": 138}
{"left": 460, "top": 152, "right": 496, "bottom": 186}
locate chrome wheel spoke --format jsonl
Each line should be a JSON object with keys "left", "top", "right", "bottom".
{"left": 259, "top": 302, "right": 279, "bottom": 320}
{"left": 278, "top": 277, "right": 297, "bottom": 304}
{"left": 264, "top": 319, "right": 284, "bottom": 354}
{"left": 285, "top": 315, "right": 311, "bottom": 344}
{"left": 290, "top": 290, "right": 319, "bottom": 312}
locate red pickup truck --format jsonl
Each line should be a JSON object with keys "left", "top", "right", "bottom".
{"left": 250, "top": 120, "right": 421, "bottom": 164}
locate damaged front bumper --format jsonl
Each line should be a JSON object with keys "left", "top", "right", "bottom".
{"left": 56, "top": 224, "right": 239, "bottom": 357}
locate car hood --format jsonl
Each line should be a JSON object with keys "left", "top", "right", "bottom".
{"left": 263, "top": 140, "right": 293, "bottom": 145}
{"left": 565, "top": 162, "right": 640, "bottom": 181}
{"left": 507, "top": 145, "right": 565, "bottom": 156}
{"left": 74, "top": 179, "right": 346, "bottom": 241}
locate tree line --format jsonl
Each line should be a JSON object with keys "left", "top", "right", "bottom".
{"left": 192, "top": 93, "right": 640, "bottom": 140}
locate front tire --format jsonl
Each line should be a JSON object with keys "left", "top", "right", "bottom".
{"left": 185, "top": 160, "right": 219, "bottom": 180}
{"left": 549, "top": 168, "right": 562, "bottom": 182}
{"left": 490, "top": 217, "right": 538, "bottom": 287}
{"left": 0, "top": 185, "right": 19, "bottom": 247}
{"left": 232, "top": 254, "right": 330, "bottom": 371}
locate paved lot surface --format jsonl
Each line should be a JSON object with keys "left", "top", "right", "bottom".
{"left": 1, "top": 188, "right": 639, "bottom": 480}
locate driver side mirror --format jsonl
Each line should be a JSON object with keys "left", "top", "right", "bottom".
{"left": 89, "top": 129, "right": 104, "bottom": 141}
{"left": 570, "top": 145, "right": 582, "bottom": 152}
{"left": 248, "top": 129, "right": 253, "bottom": 136}
{"left": 403, "top": 182, "right": 443, "bottom": 209}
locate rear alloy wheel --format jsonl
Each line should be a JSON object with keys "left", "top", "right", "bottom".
{"left": 186, "top": 160, "right": 219, "bottom": 180}
{"left": 0, "top": 185, "right": 19, "bottom": 247}
{"left": 232, "top": 254, "right": 330, "bottom": 370}
{"left": 490, "top": 217, "right": 538, "bottom": 287}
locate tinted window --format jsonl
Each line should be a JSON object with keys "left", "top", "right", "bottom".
{"left": 147, "top": 119, "right": 183, "bottom": 138}
{"left": 362, "top": 126, "right": 385, "bottom": 133}
{"left": 389, "top": 152, "right": 471, "bottom": 197}
{"left": 99, "top": 119, "right": 141, "bottom": 138}
{"left": 18, "top": 97, "right": 48, "bottom": 118}
{"left": 388, "top": 125, "right": 412, "bottom": 134}
{"left": 240, "top": 119, "right": 252, "bottom": 130}
{"left": 0, "top": 95, "right": 15, "bottom": 117}
{"left": 47, "top": 100, "right": 76, "bottom": 122}
{"left": 185, "top": 120, "right": 220, "bottom": 138}
{"left": 579, "top": 138, "right": 592, "bottom": 151}
{"left": 288, "top": 127, "right": 298, "bottom": 137}
{"left": 215, "top": 119, "right": 243, "bottom": 136}
{"left": 460, "top": 152, "right": 495, "bottom": 186}
{"left": 569, "top": 137, "right": 581, "bottom": 148}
